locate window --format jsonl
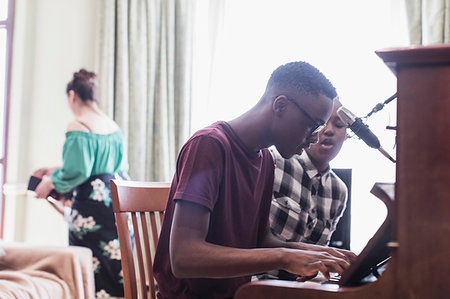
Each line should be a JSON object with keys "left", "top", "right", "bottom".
{"left": 192, "top": 0, "right": 408, "bottom": 252}
{"left": 0, "top": 0, "right": 14, "bottom": 237}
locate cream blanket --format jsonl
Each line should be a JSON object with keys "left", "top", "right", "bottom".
{"left": 0, "top": 242, "right": 95, "bottom": 299}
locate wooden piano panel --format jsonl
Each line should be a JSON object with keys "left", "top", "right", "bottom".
{"left": 235, "top": 44, "right": 450, "bottom": 299}
{"left": 391, "top": 45, "right": 450, "bottom": 298}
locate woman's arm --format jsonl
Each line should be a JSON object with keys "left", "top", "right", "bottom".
{"left": 32, "top": 167, "right": 60, "bottom": 178}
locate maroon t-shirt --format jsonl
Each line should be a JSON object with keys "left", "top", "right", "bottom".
{"left": 153, "top": 121, "right": 274, "bottom": 299}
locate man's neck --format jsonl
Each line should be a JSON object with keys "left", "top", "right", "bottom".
{"left": 228, "top": 105, "right": 272, "bottom": 153}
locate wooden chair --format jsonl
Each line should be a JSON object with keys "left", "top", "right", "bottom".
{"left": 110, "top": 180, "right": 171, "bottom": 299}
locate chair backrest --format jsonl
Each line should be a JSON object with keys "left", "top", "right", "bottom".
{"left": 110, "top": 180, "right": 171, "bottom": 299}
{"left": 329, "top": 168, "right": 352, "bottom": 250}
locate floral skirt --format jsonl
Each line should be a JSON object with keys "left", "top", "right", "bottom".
{"left": 68, "top": 173, "right": 127, "bottom": 298}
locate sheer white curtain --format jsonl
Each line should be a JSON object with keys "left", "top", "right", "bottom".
{"left": 96, "top": 0, "right": 194, "bottom": 182}
{"left": 191, "top": 0, "right": 409, "bottom": 253}
{"left": 191, "top": 0, "right": 226, "bottom": 129}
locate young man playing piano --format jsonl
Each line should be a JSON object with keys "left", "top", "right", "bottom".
{"left": 262, "top": 98, "right": 352, "bottom": 281}
{"left": 153, "top": 62, "right": 356, "bottom": 299}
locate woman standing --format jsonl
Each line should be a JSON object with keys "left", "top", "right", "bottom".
{"left": 34, "top": 69, "right": 129, "bottom": 298}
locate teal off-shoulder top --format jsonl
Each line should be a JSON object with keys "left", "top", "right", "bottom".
{"left": 51, "top": 130, "right": 129, "bottom": 193}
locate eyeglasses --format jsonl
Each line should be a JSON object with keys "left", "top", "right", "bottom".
{"left": 283, "top": 95, "right": 326, "bottom": 136}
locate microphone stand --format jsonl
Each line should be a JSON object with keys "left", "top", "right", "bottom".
{"left": 378, "top": 147, "right": 396, "bottom": 163}
{"left": 365, "top": 93, "right": 397, "bottom": 118}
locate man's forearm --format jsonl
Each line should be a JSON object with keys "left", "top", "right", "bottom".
{"left": 171, "top": 236, "right": 289, "bottom": 279}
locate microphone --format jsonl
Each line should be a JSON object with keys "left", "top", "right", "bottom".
{"left": 337, "top": 106, "right": 396, "bottom": 163}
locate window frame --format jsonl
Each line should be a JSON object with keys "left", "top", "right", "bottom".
{"left": 0, "top": 0, "right": 15, "bottom": 238}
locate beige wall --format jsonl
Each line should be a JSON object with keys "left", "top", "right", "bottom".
{"left": 4, "top": 0, "right": 102, "bottom": 245}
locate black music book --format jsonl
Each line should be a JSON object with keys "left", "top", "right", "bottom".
{"left": 27, "top": 175, "right": 61, "bottom": 199}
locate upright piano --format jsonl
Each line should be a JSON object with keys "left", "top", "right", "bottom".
{"left": 235, "top": 44, "right": 450, "bottom": 298}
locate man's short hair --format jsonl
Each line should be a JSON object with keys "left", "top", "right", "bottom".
{"left": 267, "top": 61, "right": 337, "bottom": 100}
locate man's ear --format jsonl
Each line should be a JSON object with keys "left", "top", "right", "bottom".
{"left": 273, "top": 95, "right": 288, "bottom": 115}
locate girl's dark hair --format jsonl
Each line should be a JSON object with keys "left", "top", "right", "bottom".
{"left": 66, "top": 69, "right": 97, "bottom": 102}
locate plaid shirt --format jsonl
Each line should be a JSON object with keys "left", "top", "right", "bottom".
{"left": 269, "top": 149, "right": 347, "bottom": 245}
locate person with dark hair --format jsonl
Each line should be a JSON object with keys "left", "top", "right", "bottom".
{"left": 33, "top": 68, "right": 129, "bottom": 298}
{"left": 153, "top": 61, "right": 356, "bottom": 298}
